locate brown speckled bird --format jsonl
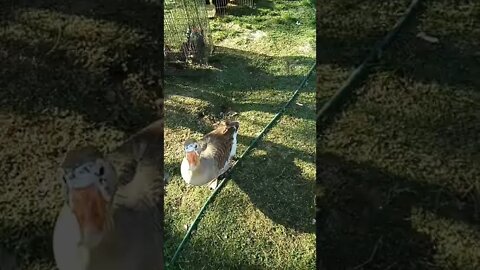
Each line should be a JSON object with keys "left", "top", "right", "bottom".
{"left": 181, "top": 120, "right": 239, "bottom": 189}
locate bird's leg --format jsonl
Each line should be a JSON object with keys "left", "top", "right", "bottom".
{"left": 164, "top": 172, "right": 170, "bottom": 185}
{"left": 77, "top": 245, "right": 90, "bottom": 270}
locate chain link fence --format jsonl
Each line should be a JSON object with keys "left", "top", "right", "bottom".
{"left": 164, "top": 0, "right": 213, "bottom": 65}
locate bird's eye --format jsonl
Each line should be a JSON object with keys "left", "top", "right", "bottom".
{"left": 194, "top": 144, "right": 198, "bottom": 149}
{"left": 62, "top": 176, "right": 67, "bottom": 183}
{"left": 98, "top": 166, "right": 104, "bottom": 176}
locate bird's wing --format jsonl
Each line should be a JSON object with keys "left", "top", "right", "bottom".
{"left": 80, "top": 120, "right": 163, "bottom": 270}
{"left": 201, "top": 127, "right": 235, "bottom": 171}
{"left": 199, "top": 132, "right": 214, "bottom": 151}
{"left": 107, "top": 120, "right": 163, "bottom": 210}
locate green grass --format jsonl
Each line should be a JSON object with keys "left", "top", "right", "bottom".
{"left": 164, "top": 0, "right": 316, "bottom": 269}
{"left": 210, "top": 0, "right": 315, "bottom": 57}
{"left": 0, "top": 1, "right": 162, "bottom": 269}
{"left": 317, "top": 0, "right": 480, "bottom": 269}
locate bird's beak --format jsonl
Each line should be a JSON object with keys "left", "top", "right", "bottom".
{"left": 71, "top": 184, "right": 107, "bottom": 237}
{"left": 186, "top": 151, "right": 199, "bottom": 168}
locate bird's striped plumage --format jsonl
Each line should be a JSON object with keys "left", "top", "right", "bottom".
{"left": 181, "top": 120, "right": 239, "bottom": 188}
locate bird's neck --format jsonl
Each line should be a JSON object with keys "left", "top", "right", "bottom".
{"left": 191, "top": 157, "right": 217, "bottom": 177}
{"left": 54, "top": 205, "right": 89, "bottom": 270}
{"left": 54, "top": 204, "right": 114, "bottom": 270}
{"left": 186, "top": 153, "right": 214, "bottom": 171}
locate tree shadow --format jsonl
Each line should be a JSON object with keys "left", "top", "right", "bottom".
{"left": 316, "top": 152, "right": 477, "bottom": 270}
{"left": 254, "top": 0, "right": 275, "bottom": 10}
{"left": 0, "top": 1, "right": 163, "bottom": 269}
{"left": 165, "top": 46, "right": 315, "bottom": 127}
{"left": 0, "top": 2, "right": 162, "bottom": 133}
{"left": 212, "top": 0, "right": 274, "bottom": 17}
{"left": 317, "top": 0, "right": 479, "bottom": 95}
{"left": 168, "top": 46, "right": 314, "bottom": 91}
{"left": 316, "top": 2, "right": 480, "bottom": 268}
{"left": 166, "top": 95, "right": 314, "bottom": 139}
{"left": 13, "top": 0, "right": 163, "bottom": 39}
{"left": 226, "top": 5, "right": 261, "bottom": 17}
{"left": 232, "top": 136, "right": 315, "bottom": 233}
{"left": 164, "top": 227, "right": 266, "bottom": 269}
{"left": 0, "top": 244, "right": 17, "bottom": 270}
{"left": 165, "top": 132, "right": 315, "bottom": 234}
{"left": 381, "top": 30, "right": 480, "bottom": 93}
{"left": 164, "top": 44, "right": 316, "bottom": 237}
{"left": 0, "top": 219, "right": 55, "bottom": 269}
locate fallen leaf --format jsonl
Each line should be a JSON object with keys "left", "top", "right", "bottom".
{"left": 416, "top": 32, "right": 440, "bottom": 44}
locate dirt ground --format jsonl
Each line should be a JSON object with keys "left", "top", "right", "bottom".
{"left": 0, "top": 1, "right": 162, "bottom": 269}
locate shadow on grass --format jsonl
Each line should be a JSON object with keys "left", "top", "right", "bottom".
{"left": 317, "top": 1, "right": 480, "bottom": 94}
{"left": 316, "top": 152, "right": 477, "bottom": 270}
{"left": 232, "top": 137, "right": 315, "bottom": 233}
{"left": 316, "top": 2, "right": 480, "bottom": 269}
{"left": 165, "top": 131, "right": 315, "bottom": 234}
{"left": 164, "top": 228, "right": 266, "bottom": 270}
{"left": 166, "top": 94, "right": 314, "bottom": 139}
{"left": 168, "top": 46, "right": 314, "bottom": 91}
{"left": 164, "top": 44, "right": 315, "bottom": 237}
{"left": 226, "top": 5, "right": 261, "bottom": 17}
{"left": 0, "top": 1, "right": 163, "bottom": 269}
{"left": 382, "top": 31, "right": 480, "bottom": 93}
{"left": 13, "top": 0, "right": 163, "bottom": 39}
{"left": 0, "top": 244, "right": 17, "bottom": 270}
{"left": 0, "top": 219, "right": 55, "bottom": 268}
{"left": 0, "top": 1, "right": 162, "bottom": 133}
{"left": 165, "top": 46, "right": 315, "bottom": 129}
{"left": 252, "top": 0, "right": 275, "bottom": 10}
{"left": 212, "top": 0, "right": 274, "bottom": 17}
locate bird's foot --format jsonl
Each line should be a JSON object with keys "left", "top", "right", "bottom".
{"left": 208, "top": 179, "right": 219, "bottom": 190}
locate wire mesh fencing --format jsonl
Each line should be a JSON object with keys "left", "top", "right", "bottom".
{"left": 164, "top": 0, "right": 257, "bottom": 66}
{"left": 164, "top": 0, "right": 213, "bottom": 65}
{"left": 205, "top": 0, "right": 255, "bottom": 17}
